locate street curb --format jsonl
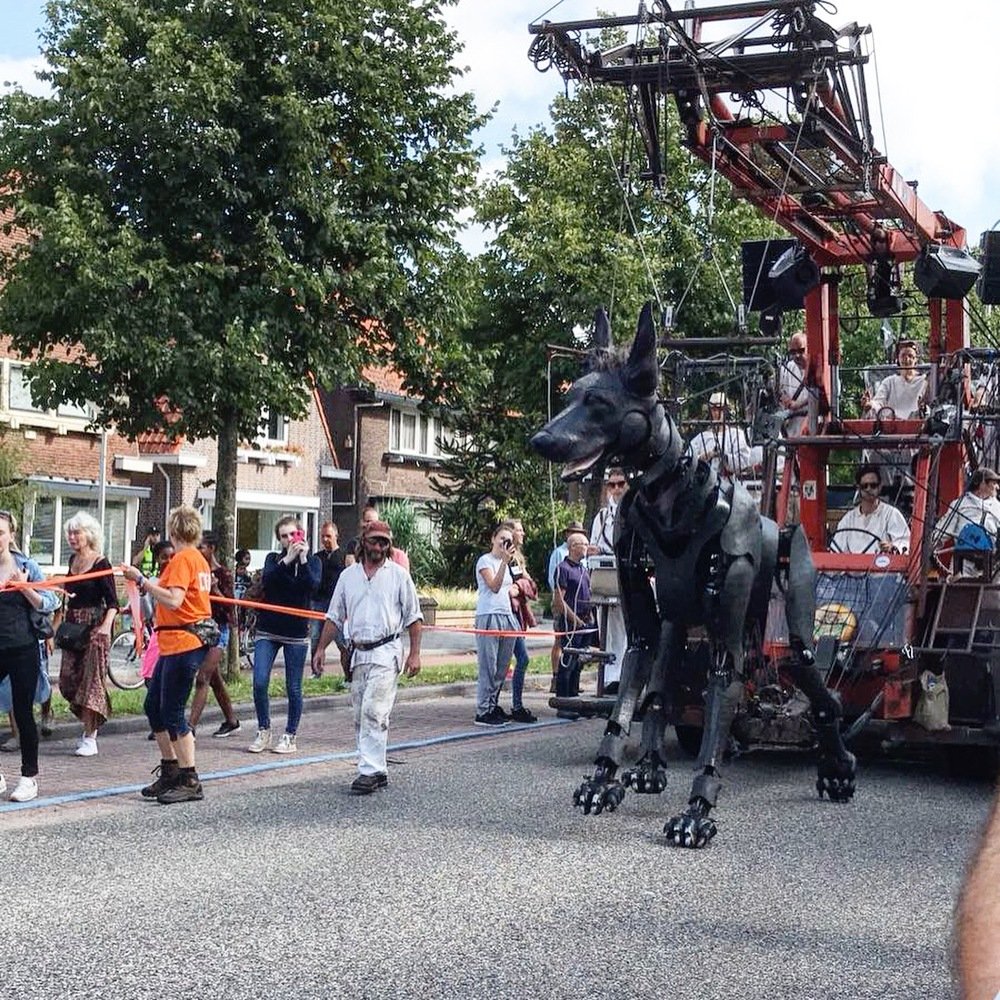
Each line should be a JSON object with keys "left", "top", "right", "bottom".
{"left": 26, "top": 671, "right": 596, "bottom": 744}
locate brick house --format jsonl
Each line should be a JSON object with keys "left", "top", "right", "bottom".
{"left": 318, "top": 365, "right": 456, "bottom": 540}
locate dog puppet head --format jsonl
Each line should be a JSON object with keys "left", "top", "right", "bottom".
{"left": 531, "top": 302, "right": 677, "bottom": 480}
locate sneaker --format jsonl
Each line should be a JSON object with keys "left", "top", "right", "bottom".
{"left": 248, "top": 728, "right": 271, "bottom": 753}
{"left": 350, "top": 773, "right": 383, "bottom": 795}
{"left": 271, "top": 733, "right": 297, "bottom": 754}
{"left": 374, "top": 771, "right": 389, "bottom": 789}
{"left": 211, "top": 719, "right": 241, "bottom": 738}
{"left": 493, "top": 705, "right": 511, "bottom": 721}
{"left": 141, "top": 760, "right": 180, "bottom": 799}
{"left": 0, "top": 735, "right": 20, "bottom": 752}
{"left": 157, "top": 772, "right": 204, "bottom": 804}
{"left": 510, "top": 706, "right": 538, "bottom": 724}
{"left": 40, "top": 713, "right": 54, "bottom": 738}
{"left": 474, "top": 712, "right": 508, "bottom": 727}
{"left": 9, "top": 776, "right": 38, "bottom": 802}
{"left": 146, "top": 731, "right": 156, "bottom": 741}
{"left": 0, "top": 773, "right": 6, "bottom": 796}
{"left": 74, "top": 735, "right": 98, "bottom": 757}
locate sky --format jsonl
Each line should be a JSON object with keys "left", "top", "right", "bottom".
{"left": 2, "top": 1, "right": 999, "bottom": 248}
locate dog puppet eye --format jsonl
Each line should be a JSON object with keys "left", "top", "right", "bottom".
{"left": 583, "top": 390, "right": 613, "bottom": 412}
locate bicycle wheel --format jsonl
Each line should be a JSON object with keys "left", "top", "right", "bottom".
{"left": 108, "top": 630, "right": 146, "bottom": 690}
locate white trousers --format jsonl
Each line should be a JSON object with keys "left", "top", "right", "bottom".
{"left": 351, "top": 660, "right": 400, "bottom": 776}
{"left": 603, "top": 604, "right": 627, "bottom": 685}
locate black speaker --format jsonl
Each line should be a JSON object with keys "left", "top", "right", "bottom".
{"left": 977, "top": 231, "right": 1000, "bottom": 304}
{"left": 768, "top": 243, "right": 821, "bottom": 308}
{"left": 741, "top": 238, "right": 797, "bottom": 312}
{"left": 914, "top": 244, "right": 980, "bottom": 300}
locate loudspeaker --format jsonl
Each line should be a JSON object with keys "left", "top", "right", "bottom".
{"left": 914, "top": 244, "right": 980, "bottom": 300}
{"left": 741, "top": 238, "right": 797, "bottom": 312}
{"left": 768, "top": 243, "right": 820, "bottom": 308}
{"left": 977, "top": 231, "right": 1000, "bottom": 304}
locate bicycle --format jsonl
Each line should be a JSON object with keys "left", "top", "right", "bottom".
{"left": 108, "top": 610, "right": 151, "bottom": 691}
{"left": 238, "top": 608, "right": 257, "bottom": 670}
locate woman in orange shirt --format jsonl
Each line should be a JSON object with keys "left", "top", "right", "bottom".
{"left": 123, "top": 505, "right": 212, "bottom": 805}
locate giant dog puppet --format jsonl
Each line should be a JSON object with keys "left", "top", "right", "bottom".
{"left": 530, "top": 304, "right": 856, "bottom": 848}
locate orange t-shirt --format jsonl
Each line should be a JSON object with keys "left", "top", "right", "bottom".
{"left": 155, "top": 546, "right": 213, "bottom": 655}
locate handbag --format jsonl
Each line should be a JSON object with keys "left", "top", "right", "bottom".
{"left": 30, "top": 609, "right": 55, "bottom": 641}
{"left": 55, "top": 620, "right": 92, "bottom": 651}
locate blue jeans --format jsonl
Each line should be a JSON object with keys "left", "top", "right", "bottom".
{"left": 309, "top": 600, "right": 330, "bottom": 655}
{"left": 253, "top": 637, "right": 308, "bottom": 734}
{"left": 512, "top": 637, "right": 529, "bottom": 710}
{"left": 145, "top": 646, "right": 207, "bottom": 739}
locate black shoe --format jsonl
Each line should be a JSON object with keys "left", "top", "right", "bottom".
{"left": 556, "top": 710, "right": 580, "bottom": 721}
{"left": 374, "top": 772, "right": 388, "bottom": 789}
{"left": 141, "top": 760, "right": 180, "bottom": 799}
{"left": 351, "top": 773, "right": 384, "bottom": 795}
{"left": 493, "top": 705, "right": 511, "bottom": 721}
{"left": 211, "top": 719, "right": 241, "bottom": 738}
{"left": 510, "top": 707, "right": 538, "bottom": 724}
{"left": 157, "top": 771, "right": 204, "bottom": 804}
{"left": 475, "top": 712, "right": 507, "bottom": 727}
{"left": 146, "top": 731, "right": 156, "bottom": 741}
{"left": 603, "top": 682, "right": 620, "bottom": 696}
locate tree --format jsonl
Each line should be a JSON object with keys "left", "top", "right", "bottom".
{"left": 435, "top": 47, "right": 774, "bottom": 537}
{"left": 0, "top": 0, "right": 484, "bottom": 611}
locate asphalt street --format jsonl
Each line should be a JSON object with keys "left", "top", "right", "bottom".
{"left": 0, "top": 693, "right": 989, "bottom": 1000}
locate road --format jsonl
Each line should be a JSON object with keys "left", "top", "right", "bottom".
{"left": 0, "top": 691, "right": 987, "bottom": 1000}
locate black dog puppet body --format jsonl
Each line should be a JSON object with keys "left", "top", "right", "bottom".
{"left": 531, "top": 304, "right": 855, "bottom": 847}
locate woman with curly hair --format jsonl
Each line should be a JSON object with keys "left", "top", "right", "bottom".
{"left": 57, "top": 511, "right": 118, "bottom": 757}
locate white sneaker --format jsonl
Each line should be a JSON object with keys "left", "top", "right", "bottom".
{"left": 74, "top": 735, "right": 98, "bottom": 757}
{"left": 0, "top": 773, "right": 6, "bottom": 796}
{"left": 248, "top": 728, "right": 271, "bottom": 753}
{"left": 271, "top": 733, "right": 297, "bottom": 754}
{"left": 9, "top": 776, "right": 37, "bottom": 802}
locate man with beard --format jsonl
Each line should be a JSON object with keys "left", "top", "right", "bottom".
{"left": 311, "top": 520, "right": 422, "bottom": 794}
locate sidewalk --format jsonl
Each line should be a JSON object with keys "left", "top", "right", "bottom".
{"left": 0, "top": 673, "right": 594, "bottom": 816}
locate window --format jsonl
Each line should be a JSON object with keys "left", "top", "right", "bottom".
{"left": 258, "top": 408, "right": 289, "bottom": 446}
{"left": 389, "top": 405, "right": 457, "bottom": 459}
{"left": 9, "top": 365, "right": 44, "bottom": 413}
{"left": 27, "top": 495, "right": 128, "bottom": 568}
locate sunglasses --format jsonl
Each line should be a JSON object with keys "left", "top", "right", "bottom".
{"left": 859, "top": 482, "right": 880, "bottom": 491}
{"left": 365, "top": 536, "right": 391, "bottom": 546}
{"left": 608, "top": 480, "right": 626, "bottom": 488}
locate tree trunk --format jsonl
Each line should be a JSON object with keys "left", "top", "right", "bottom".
{"left": 216, "top": 414, "right": 242, "bottom": 683}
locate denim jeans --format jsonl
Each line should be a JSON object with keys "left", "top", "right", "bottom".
{"left": 511, "top": 636, "right": 530, "bottom": 710}
{"left": 253, "top": 637, "right": 308, "bottom": 734}
{"left": 309, "top": 600, "right": 330, "bottom": 656}
{"left": 145, "top": 646, "right": 208, "bottom": 739}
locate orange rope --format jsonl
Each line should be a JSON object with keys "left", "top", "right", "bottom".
{"left": 2, "top": 566, "right": 595, "bottom": 638}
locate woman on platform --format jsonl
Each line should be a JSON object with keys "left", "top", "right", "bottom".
{"left": 57, "top": 511, "right": 117, "bottom": 758}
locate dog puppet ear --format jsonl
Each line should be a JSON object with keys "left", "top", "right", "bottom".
{"left": 592, "top": 307, "right": 611, "bottom": 350}
{"left": 622, "top": 302, "right": 658, "bottom": 397}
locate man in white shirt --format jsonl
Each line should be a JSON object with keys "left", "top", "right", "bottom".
{"left": 833, "top": 464, "right": 911, "bottom": 554}
{"left": 688, "top": 392, "right": 762, "bottom": 479}
{"left": 935, "top": 467, "right": 1000, "bottom": 577}
{"left": 312, "top": 519, "right": 422, "bottom": 795}
{"left": 588, "top": 468, "right": 627, "bottom": 692}
{"left": 778, "top": 331, "right": 809, "bottom": 436}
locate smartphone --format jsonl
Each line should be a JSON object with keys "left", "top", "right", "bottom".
{"left": 291, "top": 529, "right": 305, "bottom": 544}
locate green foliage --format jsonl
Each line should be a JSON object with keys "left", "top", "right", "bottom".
{"left": 377, "top": 497, "right": 445, "bottom": 587}
{"left": 429, "top": 37, "right": 772, "bottom": 564}
{"left": 0, "top": 0, "right": 484, "bottom": 564}
{"left": 0, "top": 431, "right": 28, "bottom": 523}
